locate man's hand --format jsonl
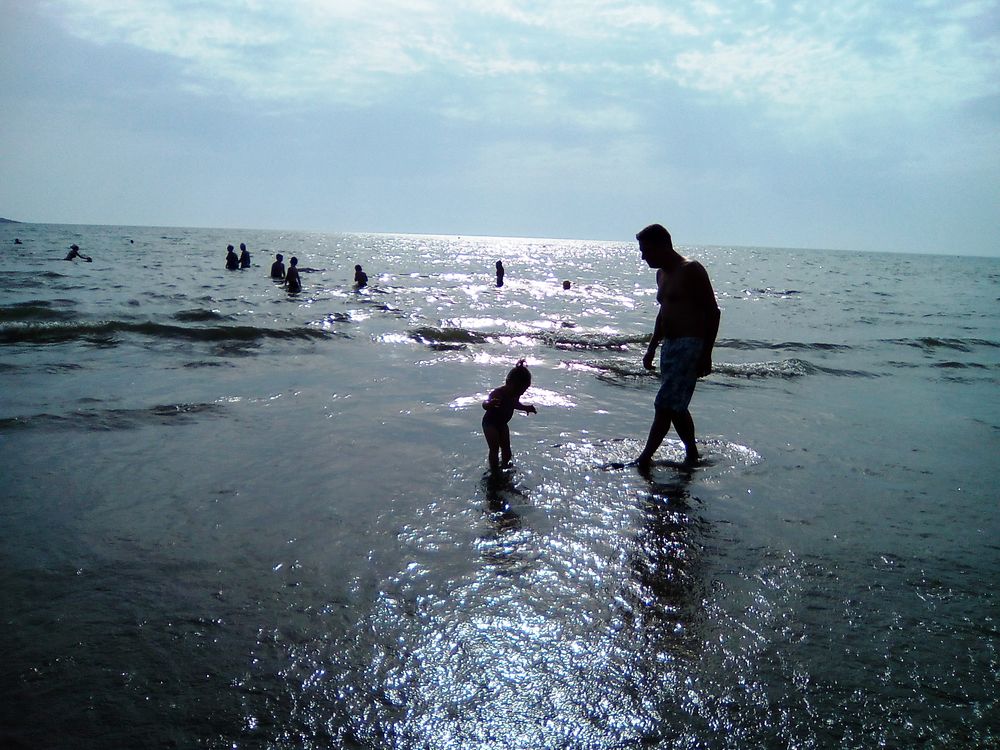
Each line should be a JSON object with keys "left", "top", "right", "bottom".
{"left": 643, "top": 343, "right": 657, "bottom": 370}
{"left": 697, "top": 355, "right": 712, "bottom": 378}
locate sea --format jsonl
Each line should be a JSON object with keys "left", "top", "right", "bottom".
{"left": 1, "top": 223, "right": 997, "bottom": 749}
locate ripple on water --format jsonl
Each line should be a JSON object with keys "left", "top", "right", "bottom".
{"left": 251, "top": 437, "right": 764, "bottom": 747}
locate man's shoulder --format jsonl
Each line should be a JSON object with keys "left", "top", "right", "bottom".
{"left": 680, "top": 259, "right": 710, "bottom": 279}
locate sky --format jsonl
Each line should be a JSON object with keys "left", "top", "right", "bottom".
{"left": 1, "top": 0, "right": 998, "bottom": 255}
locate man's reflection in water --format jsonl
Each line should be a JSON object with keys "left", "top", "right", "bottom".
{"left": 626, "top": 464, "right": 707, "bottom": 661}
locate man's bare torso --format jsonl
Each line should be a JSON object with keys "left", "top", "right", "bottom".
{"left": 656, "top": 260, "right": 714, "bottom": 339}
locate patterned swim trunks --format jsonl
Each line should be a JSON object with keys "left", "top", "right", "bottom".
{"left": 654, "top": 337, "right": 703, "bottom": 412}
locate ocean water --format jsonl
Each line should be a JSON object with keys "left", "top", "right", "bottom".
{"left": 1, "top": 223, "right": 997, "bottom": 749}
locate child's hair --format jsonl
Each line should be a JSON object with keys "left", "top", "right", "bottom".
{"left": 505, "top": 359, "right": 531, "bottom": 389}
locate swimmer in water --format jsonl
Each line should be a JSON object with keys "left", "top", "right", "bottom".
{"left": 65, "top": 244, "right": 92, "bottom": 262}
{"left": 285, "top": 256, "right": 302, "bottom": 293}
{"left": 270, "top": 253, "right": 286, "bottom": 279}
{"left": 354, "top": 264, "right": 368, "bottom": 288}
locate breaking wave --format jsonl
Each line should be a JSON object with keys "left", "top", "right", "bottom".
{"left": 0, "top": 320, "right": 335, "bottom": 346}
{"left": 0, "top": 402, "right": 226, "bottom": 432}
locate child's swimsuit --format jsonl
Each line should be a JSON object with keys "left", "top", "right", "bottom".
{"left": 482, "top": 391, "right": 516, "bottom": 429}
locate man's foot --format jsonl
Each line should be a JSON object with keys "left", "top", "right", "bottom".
{"left": 682, "top": 447, "right": 700, "bottom": 466}
{"left": 635, "top": 456, "right": 655, "bottom": 480}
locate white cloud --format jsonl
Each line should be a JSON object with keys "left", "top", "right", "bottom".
{"left": 43, "top": 0, "right": 1000, "bottom": 127}
{"left": 668, "top": 3, "right": 1000, "bottom": 126}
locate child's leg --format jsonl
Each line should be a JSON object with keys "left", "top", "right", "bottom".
{"left": 483, "top": 425, "right": 502, "bottom": 470}
{"left": 500, "top": 425, "right": 512, "bottom": 466}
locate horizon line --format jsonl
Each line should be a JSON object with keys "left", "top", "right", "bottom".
{"left": 1, "top": 217, "right": 995, "bottom": 260}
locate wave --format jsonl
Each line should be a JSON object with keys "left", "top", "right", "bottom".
{"left": 884, "top": 337, "right": 1000, "bottom": 352}
{"left": 555, "top": 334, "right": 857, "bottom": 354}
{"left": 717, "top": 338, "right": 852, "bottom": 352}
{"left": 0, "top": 301, "right": 76, "bottom": 323}
{"left": 713, "top": 359, "right": 878, "bottom": 379}
{"left": 714, "top": 359, "right": 814, "bottom": 379}
{"left": 540, "top": 331, "right": 648, "bottom": 351}
{"left": 357, "top": 298, "right": 405, "bottom": 316}
{"left": 736, "top": 288, "right": 801, "bottom": 298}
{"left": 576, "top": 358, "right": 879, "bottom": 381}
{"left": 409, "top": 326, "right": 491, "bottom": 350}
{"left": 0, "top": 360, "right": 83, "bottom": 376}
{"left": 0, "top": 320, "right": 335, "bottom": 346}
{"left": 172, "top": 308, "right": 235, "bottom": 322}
{"left": 932, "top": 361, "right": 993, "bottom": 370}
{"left": 563, "top": 356, "right": 875, "bottom": 382}
{"left": 409, "top": 324, "right": 649, "bottom": 352}
{"left": 409, "top": 327, "right": 861, "bottom": 357}
{"left": 563, "top": 358, "right": 652, "bottom": 380}
{"left": 0, "top": 402, "right": 225, "bottom": 433}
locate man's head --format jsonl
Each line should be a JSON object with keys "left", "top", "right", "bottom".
{"left": 635, "top": 224, "right": 675, "bottom": 268}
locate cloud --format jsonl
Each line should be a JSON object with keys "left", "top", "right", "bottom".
{"left": 42, "top": 0, "right": 1000, "bottom": 129}
{"left": 667, "top": 2, "right": 1000, "bottom": 126}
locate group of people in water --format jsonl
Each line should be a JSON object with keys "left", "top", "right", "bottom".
{"left": 224, "top": 243, "right": 368, "bottom": 294}
{"left": 224, "top": 243, "right": 252, "bottom": 270}
{"left": 266, "top": 253, "right": 301, "bottom": 292}
{"left": 57, "top": 227, "right": 719, "bottom": 476}
{"left": 221, "top": 230, "right": 713, "bottom": 476}
{"left": 483, "top": 223, "right": 720, "bottom": 474}
{"left": 495, "top": 258, "right": 570, "bottom": 290}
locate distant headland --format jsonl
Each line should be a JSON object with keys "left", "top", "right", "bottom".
{"left": 0, "top": 217, "right": 22, "bottom": 224}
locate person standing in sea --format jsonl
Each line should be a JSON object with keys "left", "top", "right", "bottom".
{"left": 285, "top": 256, "right": 302, "bottom": 293}
{"left": 270, "top": 253, "right": 285, "bottom": 279}
{"left": 495, "top": 260, "right": 505, "bottom": 287}
{"left": 225, "top": 244, "right": 239, "bottom": 270}
{"left": 634, "top": 223, "right": 720, "bottom": 468}
{"left": 239, "top": 243, "right": 251, "bottom": 269}
{"left": 354, "top": 264, "right": 368, "bottom": 288}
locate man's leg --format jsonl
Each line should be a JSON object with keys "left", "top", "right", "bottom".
{"left": 637, "top": 408, "right": 672, "bottom": 468}
{"left": 672, "top": 409, "right": 699, "bottom": 463}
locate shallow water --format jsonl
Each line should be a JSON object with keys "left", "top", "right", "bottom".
{"left": 1, "top": 224, "right": 998, "bottom": 748}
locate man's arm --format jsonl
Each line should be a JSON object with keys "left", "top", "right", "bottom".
{"left": 643, "top": 269, "right": 665, "bottom": 370}
{"left": 643, "top": 312, "right": 663, "bottom": 370}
